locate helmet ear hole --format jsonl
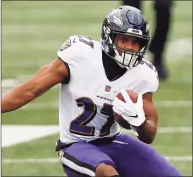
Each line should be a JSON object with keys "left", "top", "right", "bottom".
{"left": 139, "top": 39, "right": 147, "bottom": 50}
{"left": 111, "top": 33, "right": 118, "bottom": 45}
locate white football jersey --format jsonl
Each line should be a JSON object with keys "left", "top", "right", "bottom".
{"left": 57, "top": 35, "right": 159, "bottom": 144}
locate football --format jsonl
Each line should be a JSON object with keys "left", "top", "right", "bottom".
{"left": 113, "top": 90, "right": 138, "bottom": 129}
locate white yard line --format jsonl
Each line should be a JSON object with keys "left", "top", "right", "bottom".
{"left": 2, "top": 125, "right": 59, "bottom": 148}
{"left": 164, "top": 156, "right": 192, "bottom": 162}
{"left": 2, "top": 125, "right": 192, "bottom": 148}
{"left": 155, "top": 101, "right": 192, "bottom": 108}
{"left": 2, "top": 156, "right": 192, "bottom": 164}
{"left": 121, "top": 126, "right": 192, "bottom": 134}
{"left": 2, "top": 158, "right": 59, "bottom": 164}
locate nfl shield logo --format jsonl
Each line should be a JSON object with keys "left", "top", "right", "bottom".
{"left": 105, "top": 85, "right": 111, "bottom": 92}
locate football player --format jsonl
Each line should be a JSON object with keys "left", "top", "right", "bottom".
{"left": 2, "top": 6, "right": 182, "bottom": 177}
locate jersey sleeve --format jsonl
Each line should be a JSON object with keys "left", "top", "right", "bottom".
{"left": 57, "top": 35, "right": 83, "bottom": 66}
{"left": 139, "top": 74, "right": 159, "bottom": 94}
{"left": 136, "top": 60, "right": 159, "bottom": 94}
{"left": 57, "top": 35, "right": 95, "bottom": 66}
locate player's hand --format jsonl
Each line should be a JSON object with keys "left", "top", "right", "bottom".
{"left": 112, "top": 89, "right": 146, "bottom": 127}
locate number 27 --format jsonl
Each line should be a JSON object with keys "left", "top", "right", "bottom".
{"left": 69, "top": 97, "right": 114, "bottom": 137}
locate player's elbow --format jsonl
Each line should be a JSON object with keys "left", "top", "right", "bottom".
{"left": 147, "top": 135, "right": 156, "bottom": 144}
{"left": 138, "top": 134, "right": 155, "bottom": 144}
{"left": 145, "top": 136, "right": 155, "bottom": 144}
{"left": 137, "top": 122, "right": 157, "bottom": 144}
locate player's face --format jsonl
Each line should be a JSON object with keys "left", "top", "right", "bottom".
{"left": 114, "top": 35, "right": 141, "bottom": 54}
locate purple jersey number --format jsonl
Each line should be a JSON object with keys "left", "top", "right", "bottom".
{"left": 69, "top": 97, "right": 114, "bottom": 137}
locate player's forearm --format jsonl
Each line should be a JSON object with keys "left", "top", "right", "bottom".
{"left": 1, "top": 82, "right": 37, "bottom": 113}
{"left": 136, "top": 119, "right": 157, "bottom": 144}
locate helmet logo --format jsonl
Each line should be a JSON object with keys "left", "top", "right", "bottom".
{"left": 109, "top": 15, "right": 123, "bottom": 28}
{"left": 107, "top": 9, "right": 123, "bottom": 29}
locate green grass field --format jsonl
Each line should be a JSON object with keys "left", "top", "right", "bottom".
{"left": 2, "top": 1, "right": 192, "bottom": 176}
